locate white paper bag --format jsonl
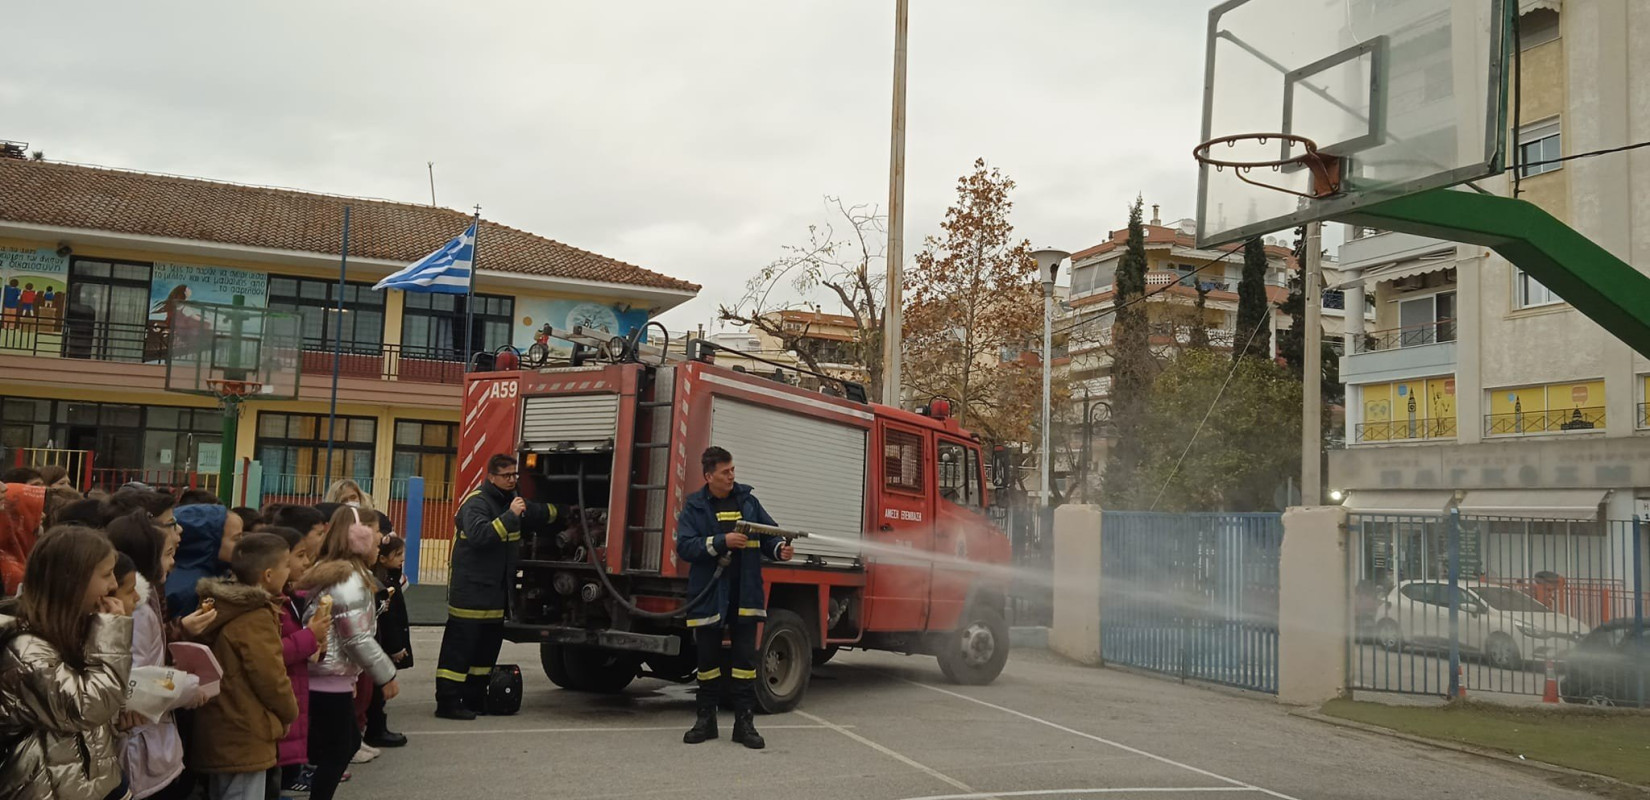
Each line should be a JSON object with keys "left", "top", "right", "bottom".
{"left": 125, "top": 665, "right": 201, "bottom": 723}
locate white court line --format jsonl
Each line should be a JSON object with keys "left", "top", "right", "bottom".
{"left": 901, "top": 789, "right": 1259, "bottom": 800}
{"left": 403, "top": 723, "right": 843, "bottom": 736}
{"left": 796, "top": 710, "right": 975, "bottom": 794}
{"left": 902, "top": 681, "right": 1301, "bottom": 800}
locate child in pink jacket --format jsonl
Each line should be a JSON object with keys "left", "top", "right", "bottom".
{"left": 269, "top": 526, "right": 329, "bottom": 792}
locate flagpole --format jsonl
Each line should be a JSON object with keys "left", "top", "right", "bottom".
{"left": 463, "top": 206, "right": 480, "bottom": 367}
{"left": 324, "top": 204, "right": 350, "bottom": 490}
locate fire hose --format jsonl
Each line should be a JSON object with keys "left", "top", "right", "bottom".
{"left": 570, "top": 478, "right": 810, "bottom": 620}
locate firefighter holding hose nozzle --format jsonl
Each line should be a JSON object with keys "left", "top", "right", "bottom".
{"left": 675, "top": 446, "right": 794, "bottom": 749}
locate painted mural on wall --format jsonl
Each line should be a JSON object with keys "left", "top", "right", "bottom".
{"left": 514, "top": 297, "right": 649, "bottom": 357}
{"left": 0, "top": 246, "right": 70, "bottom": 355}
{"left": 147, "top": 263, "right": 271, "bottom": 362}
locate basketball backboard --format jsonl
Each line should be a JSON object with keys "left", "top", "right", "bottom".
{"left": 1195, "top": 0, "right": 1509, "bottom": 248}
{"left": 163, "top": 300, "right": 300, "bottom": 401}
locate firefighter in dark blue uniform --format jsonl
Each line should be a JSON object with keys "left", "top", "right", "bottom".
{"left": 435, "top": 453, "right": 562, "bottom": 720}
{"left": 675, "top": 446, "right": 793, "bottom": 749}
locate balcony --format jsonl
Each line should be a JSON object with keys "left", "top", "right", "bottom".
{"left": 1354, "top": 417, "right": 1457, "bottom": 443}
{"left": 0, "top": 317, "right": 467, "bottom": 386}
{"left": 1354, "top": 320, "right": 1457, "bottom": 353}
{"left": 1484, "top": 407, "right": 1606, "bottom": 437}
{"left": 1340, "top": 320, "right": 1458, "bottom": 384}
{"left": 1338, "top": 231, "right": 1456, "bottom": 270}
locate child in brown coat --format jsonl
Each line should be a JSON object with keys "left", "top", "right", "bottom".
{"left": 191, "top": 533, "right": 301, "bottom": 800}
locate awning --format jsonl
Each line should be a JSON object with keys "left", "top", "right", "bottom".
{"left": 1457, "top": 489, "right": 1609, "bottom": 521}
{"left": 1341, "top": 490, "right": 1455, "bottom": 516}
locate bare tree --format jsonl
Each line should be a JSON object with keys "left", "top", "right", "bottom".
{"left": 718, "top": 197, "right": 885, "bottom": 399}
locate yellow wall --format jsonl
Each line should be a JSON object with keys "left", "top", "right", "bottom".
{"left": 1487, "top": 380, "right": 1605, "bottom": 417}
{"left": 1357, "top": 377, "right": 1455, "bottom": 441}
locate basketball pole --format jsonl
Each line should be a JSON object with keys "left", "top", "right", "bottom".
{"left": 1301, "top": 220, "right": 1323, "bottom": 504}
{"left": 880, "top": 0, "right": 908, "bottom": 408}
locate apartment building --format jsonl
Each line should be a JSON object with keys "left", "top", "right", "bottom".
{"left": 1329, "top": 1, "right": 1650, "bottom": 560}
{"left": 0, "top": 156, "right": 698, "bottom": 519}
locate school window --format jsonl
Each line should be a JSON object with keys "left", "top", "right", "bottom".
{"left": 266, "top": 276, "right": 385, "bottom": 354}
{"left": 255, "top": 411, "right": 376, "bottom": 494}
{"left": 1518, "top": 120, "right": 1562, "bottom": 178}
{"left": 0, "top": 397, "right": 220, "bottom": 476}
{"left": 391, "top": 419, "right": 457, "bottom": 494}
{"left": 65, "top": 258, "right": 153, "bottom": 362}
{"left": 937, "top": 440, "right": 982, "bottom": 510}
{"left": 882, "top": 428, "right": 923, "bottom": 494}
{"left": 401, "top": 292, "right": 513, "bottom": 360}
{"left": 1515, "top": 270, "right": 1563, "bottom": 309}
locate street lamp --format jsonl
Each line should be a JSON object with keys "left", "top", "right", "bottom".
{"left": 1032, "top": 248, "right": 1069, "bottom": 513}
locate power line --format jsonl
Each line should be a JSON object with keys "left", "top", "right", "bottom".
{"left": 1510, "top": 138, "right": 1650, "bottom": 174}
{"left": 1145, "top": 312, "right": 1273, "bottom": 512}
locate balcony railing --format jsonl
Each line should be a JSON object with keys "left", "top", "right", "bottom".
{"left": 0, "top": 317, "right": 159, "bottom": 362}
{"left": 1354, "top": 417, "right": 1457, "bottom": 443}
{"left": 2, "top": 317, "right": 468, "bottom": 385}
{"left": 1484, "top": 406, "right": 1606, "bottom": 436}
{"left": 1641, "top": 402, "right": 1650, "bottom": 430}
{"left": 1352, "top": 319, "right": 1457, "bottom": 353}
{"left": 297, "top": 343, "right": 467, "bottom": 384}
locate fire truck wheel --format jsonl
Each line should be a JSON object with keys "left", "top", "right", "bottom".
{"left": 756, "top": 609, "right": 812, "bottom": 714}
{"left": 560, "top": 646, "right": 639, "bottom": 694}
{"left": 811, "top": 645, "right": 840, "bottom": 667}
{"left": 936, "top": 605, "right": 1009, "bottom": 686}
{"left": 539, "top": 643, "right": 573, "bottom": 689}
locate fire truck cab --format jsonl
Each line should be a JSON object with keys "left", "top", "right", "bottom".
{"left": 457, "top": 329, "right": 1011, "bottom": 712}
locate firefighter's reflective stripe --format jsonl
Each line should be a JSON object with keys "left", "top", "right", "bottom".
{"left": 686, "top": 613, "right": 722, "bottom": 627}
{"left": 716, "top": 511, "right": 742, "bottom": 521}
{"left": 436, "top": 669, "right": 467, "bottom": 682}
{"left": 738, "top": 607, "right": 766, "bottom": 618}
{"left": 744, "top": 539, "right": 760, "bottom": 548}
{"left": 448, "top": 606, "right": 505, "bottom": 620}
{"left": 492, "top": 517, "right": 524, "bottom": 542}
{"left": 704, "top": 536, "right": 717, "bottom": 557}
{"left": 468, "top": 666, "right": 494, "bottom": 676}
{"left": 730, "top": 667, "right": 757, "bottom": 680}
{"left": 697, "top": 667, "right": 721, "bottom": 681}
{"left": 455, "top": 490, "right": 483, "bottom": 539}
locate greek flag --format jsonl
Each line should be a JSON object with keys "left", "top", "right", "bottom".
{"left": 374, "top": 220, "right": 476, "bottom": 294}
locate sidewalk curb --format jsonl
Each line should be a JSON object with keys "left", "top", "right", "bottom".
{"left": 1288, "top": 707, "right": 1650, "bottom": 793}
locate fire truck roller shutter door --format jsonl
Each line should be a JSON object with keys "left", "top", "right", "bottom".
{"left": 708, "top": 396, "right": 866, "bottom": 565}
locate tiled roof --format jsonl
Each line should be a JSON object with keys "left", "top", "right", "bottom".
{"left": 1071, "top": 223, "right": 1295, "bottom": 263}
{"left": 0, "top": 159, "right": 698, "bottom": 293}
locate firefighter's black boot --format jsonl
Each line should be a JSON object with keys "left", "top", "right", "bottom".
{"left": 731, "top": 709, "right": 764, "bottom": 750}
{"left": 683, "top": 683, "right": 719, "bottom": 744}
{"left": 731, "top": 692, "right": 765, "bottom": 750}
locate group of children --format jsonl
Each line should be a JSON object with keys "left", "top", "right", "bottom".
{"left": 0, "top": 479, "right": 414, "bottom": 800}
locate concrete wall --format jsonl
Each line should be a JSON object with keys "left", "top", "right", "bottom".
{"left": 1277, "top": 506, "right": 1350, "bottom": 706}
{"left": 1049, "top": 504, "right": 1102, "bottom": 665}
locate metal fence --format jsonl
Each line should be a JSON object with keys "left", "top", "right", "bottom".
{"left": 1100, "top": 511, "right": 1283, "bottom": 694}
{"left": 258, "top": 473, "right": 460, "bottom": 584}
{"left": 1349, "top": 511, "right": 1650, "bottom": 706}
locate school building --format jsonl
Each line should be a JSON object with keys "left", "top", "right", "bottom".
{"left": 0, "top": 154, "right": 698, "bottom": 578}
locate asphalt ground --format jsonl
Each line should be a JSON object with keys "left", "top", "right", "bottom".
{"left": 340, "top": 627, "right": 1612, "bottom": 800}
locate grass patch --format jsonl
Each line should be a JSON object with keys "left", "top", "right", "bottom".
{"left": 1322, "top": 698, "right": 1650, "bottom": 785}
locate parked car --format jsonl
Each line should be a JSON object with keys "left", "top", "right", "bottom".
{"left": 1560, "top": 619, "right": 1650, "bottom": 707}
{"left": 1373, "top": 580, "right": 1589, "bottom": 670}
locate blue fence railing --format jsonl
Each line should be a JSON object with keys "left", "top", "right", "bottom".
{"left": 1100, "top": 511, "right": 1283, "bottom": 694}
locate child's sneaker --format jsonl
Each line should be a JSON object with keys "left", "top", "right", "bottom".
{"left": 282, "top": 765, "right": 314, "bottom": 794}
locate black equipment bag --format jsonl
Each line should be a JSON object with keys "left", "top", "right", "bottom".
{"left": 487, "top": 664, "right": 523, "bottom": 716}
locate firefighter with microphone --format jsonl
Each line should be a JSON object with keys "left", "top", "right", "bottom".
{"left": 674, "top": 446, "right": 795, "bottom": 749}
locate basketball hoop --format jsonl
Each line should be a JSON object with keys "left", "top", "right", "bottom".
{"left": 205, "top": 378, "right": 264, "bottom": 405}
{"left": 1194, "top": 133, "right": 1343, "bottom": 200}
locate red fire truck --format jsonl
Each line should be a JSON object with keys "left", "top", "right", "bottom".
{"left": 456, "top": 327, "right": 1011, "bottom": 712}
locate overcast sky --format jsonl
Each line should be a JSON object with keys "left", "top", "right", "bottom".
{"left": 3, "top": 1, "right": 1225, "bottom": 330}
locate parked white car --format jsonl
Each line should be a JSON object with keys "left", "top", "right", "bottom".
{"left": 1373, "top": 580, "right": 1590, "bottom": 669}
